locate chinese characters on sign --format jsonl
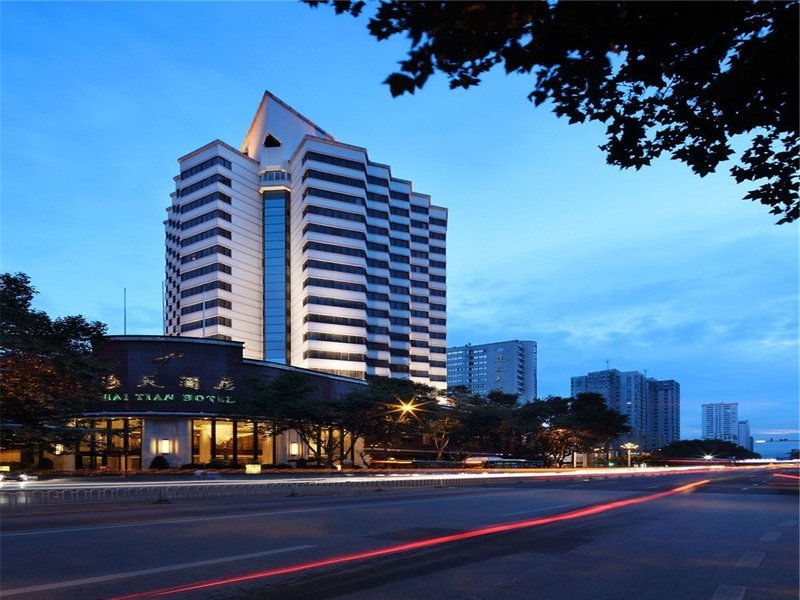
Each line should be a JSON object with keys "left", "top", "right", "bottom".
{"left": 100, "top": 373, "right": 236, "bottom": 404}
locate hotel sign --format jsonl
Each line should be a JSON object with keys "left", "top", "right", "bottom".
{"left": 102, "top": 393, "right": 235, "bottom": 404}
{"left": 97, "top": 370, "right": 238, "bottom": 410}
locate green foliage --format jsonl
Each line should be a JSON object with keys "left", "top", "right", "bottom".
{"left": 353, "top": 376, "right": 440, "bottom": 454}
{"left": 0, "top": 273, "right": 108, "bottom": 452}
{"left": 515, "top": 393, "right": 630, "bottom": 466}
{"left": 308, "top": 1, "right": 799, "bottom": 223}
{"left": 149, "top": 455, "right": 170, "bottom": 469}
{"left": 245, "top": 373, "right": 442, "bottom": 466}
{"left": 653, "top": 439, "right": 761, "bottom": 460}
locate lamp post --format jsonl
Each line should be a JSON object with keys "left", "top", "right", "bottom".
{"left": 621, "top": 442, "right": 639, "bottom": 467}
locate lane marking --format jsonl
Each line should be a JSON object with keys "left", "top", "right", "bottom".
{"left": 759, "top": 531, "right": 781, "bottom": 542}
{"left": 710, "top": 585, "right": 746, "bottom": 600}
{"left": 779, "top": 520, "right": 797, "bottom": 527}
{"left": 735, "top": 551, "right": 765, "bottom": 568}
{"left": 108, "top": 479, "right": 712, "bottom": 599}
{"left": 0, "top": 545, "right": 314, "bottom": 597}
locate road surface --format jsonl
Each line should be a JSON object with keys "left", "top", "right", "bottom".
{"left": 0, "top": 467, "right": 796, "bottom": 600}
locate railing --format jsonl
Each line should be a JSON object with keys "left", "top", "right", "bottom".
{"left": 0, "top": 473, "right": 534, "bottom": 507}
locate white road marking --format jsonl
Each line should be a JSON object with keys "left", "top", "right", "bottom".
{"left": 710, "top": 585, "right": 746, "bottom": 600}
{"left": 759, "top": 531, "right": 781, "bottom": 542}
{"left": 779, "top": 520, "right": 797, "bottom": 527}
{"left": 735, "top": 551, "right": 766, "bottom": 568}
{"left": 0, "top": 545, "right": 315, "bottom": 597}
{"left": 500, "top": 503, "right": 575, "bottom": 516}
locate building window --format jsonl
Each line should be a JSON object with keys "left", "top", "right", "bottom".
{"left": 181, "top": 280, "right": 232, "bottom": 298}
{"left": 304, "top": 223, "right": 365, "bottom": 241}
{"left": 177, "top": 173, "right": 231, "bottom": 197}
{"left": 181, "top": 209, "right": 232, "bottom": 230}
{"left": 181, "top": 262, "right": 232, "bottom": 281}
{"left": 178, "top": 191, "right": 231, "bottom": 214}
{"left": 181, "top": 245, "right": 232, "bottom": 264}
{"left": 181, "top": 227, "right": 232, "bottom": 247}
{"left": 304, "top": 295, "right": 366, "bottom": 310}
{"left": 304, "top": 259, "right": 366, "bottom": 276}
{"left": 304, "top": 204, "right": 365, "bottom": 224}
{"left": 304, "top": 186, "right": 365, "bottom": 206}
{"left": 180, "top": 156, "right": 231, "bottom": 180}
{"left": 303, "top": 151, "right": 366, "bottom": 172}
{"left": 303, "top": 168, "right": 365, "bottom": 190}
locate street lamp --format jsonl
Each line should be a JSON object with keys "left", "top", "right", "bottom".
{"left": 621, "top": 442, "right": 639, "bottom": 467}
{"left": 398, "top": 400, "right": 417, "bottom": 420}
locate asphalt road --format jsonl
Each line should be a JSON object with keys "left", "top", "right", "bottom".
{"left": 0, "top": 467, "right": 796, "bottom": 600}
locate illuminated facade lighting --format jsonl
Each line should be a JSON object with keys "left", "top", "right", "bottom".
{"left": 164, "top": 90, "right": 447, "bottom": 389}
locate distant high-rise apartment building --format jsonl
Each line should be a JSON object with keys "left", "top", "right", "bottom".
{"left": 737, "top": 420, "right": 753, "bottom": 451}
{"left": 650, "top": 379, "right": 681, "bottom": 450}
{"left": 164, "top": 91, "right": 447, "bottom": 388}
{"left": 447, "top": 340, "right": 537, "bottom": 402}
{"left": 701, "top": 402, "right": 739, "bottom": 443}
{"left": 571, "top": 368, "right": 680, "bottom": 450}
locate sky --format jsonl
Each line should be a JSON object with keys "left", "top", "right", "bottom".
{"left": 2, "top": 2, "right": 798, "bottom": 447}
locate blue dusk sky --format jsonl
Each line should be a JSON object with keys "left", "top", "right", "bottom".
{"left": 2, "top": 2, "right": 797, "bottom": 444}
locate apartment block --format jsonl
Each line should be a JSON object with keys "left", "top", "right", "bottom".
{"left": 447, "top": 340, "right": 537, "bottom": 402}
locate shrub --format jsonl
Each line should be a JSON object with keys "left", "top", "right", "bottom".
{"left": 149, "top": 455, "right": 170, "bottom": 470}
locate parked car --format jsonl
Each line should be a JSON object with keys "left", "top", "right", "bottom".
{"left": 0, "top": 472, "right": 38, "bottom": 482}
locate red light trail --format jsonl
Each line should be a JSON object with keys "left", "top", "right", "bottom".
{"left": 110, "top": 479, "right": 710, "bottom": 599}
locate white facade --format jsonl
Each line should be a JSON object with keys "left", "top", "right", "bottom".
{"left": 447, "top": 340, "right": 537, "bottom": 402}
{"left": 702, "top": 402, "right": 739, "bottom": 443}
{"left": 165, "top": 91, "right": 447, "bottom": 388}
{"left": 737, "top": 420, "right": 753, "bottom": 451}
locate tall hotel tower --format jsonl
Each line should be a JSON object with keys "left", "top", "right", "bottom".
{"left": 164, "top": 91, "right": 447, "bottom": 388}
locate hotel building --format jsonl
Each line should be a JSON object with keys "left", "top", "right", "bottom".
{"left": 447, "top": 340, "right": 538, "bottom": 402}
{"left": 164, "top": 91, "right": 447, "bottom": 388}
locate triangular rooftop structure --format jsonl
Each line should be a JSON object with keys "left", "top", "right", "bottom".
{"left": 241, "top": 90, "right": 334, "bottom": 165}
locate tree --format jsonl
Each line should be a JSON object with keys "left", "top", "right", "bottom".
{"left": 308, "top": 1, "right": 799, "bottom": 223}
{"left": 0, "top": 273, "right": 107, "bottom": 457}
{"left": 653, "top": 439, "right": 761, "bottom": 461}
{"left": 569, "top": 392, "right": 631, "bottom": 454}
{"left": 247, "top": 370, "right": 345, "bottom": 466}
{"left": 517, "top": 396, "right": 576, "bottom": 466}
{"left": 459, "top": 389, "right": 520, "bottom": 454}
{"left": 516, "top": 394, "right": 629, "bottom": 466}
{"left": 354, "top": 376, "right": 440, "bottom": 460}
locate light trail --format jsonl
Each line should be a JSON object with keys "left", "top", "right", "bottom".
{"left": 109, "top": 478, "right": 710, "bottom": 599}
{"left": 772, "top": 473, "right": 800, "bottom": 480}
